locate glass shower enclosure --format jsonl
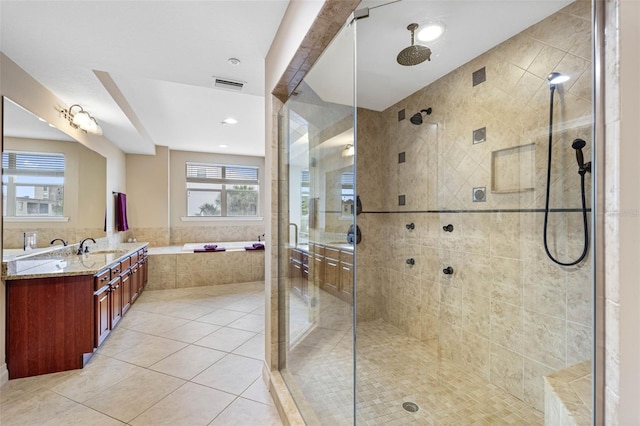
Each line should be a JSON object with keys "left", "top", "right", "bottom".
{"left": 278, "top": 0, "right": 595, "bottom": 424}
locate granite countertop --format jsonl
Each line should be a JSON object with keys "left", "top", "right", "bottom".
{"left": 2, "top": 242, "right": 148, "bottom": 280}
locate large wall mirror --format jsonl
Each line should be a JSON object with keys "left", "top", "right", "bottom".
{"left": 2, "top": 97, "right": 107, "bottom": 254}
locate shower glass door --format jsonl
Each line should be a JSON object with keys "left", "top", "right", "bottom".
{"left": 277, "top": 23, "right": 356, "bottom": 425}
{"left": 354, "top": 0, "right": 594, "bottom": 424}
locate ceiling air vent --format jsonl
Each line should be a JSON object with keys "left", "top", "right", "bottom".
{"left": 213, "top": 77, "right": 245, "bottom": 91}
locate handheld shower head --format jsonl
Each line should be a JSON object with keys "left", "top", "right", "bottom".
{"left": 547, "top": 72, "right": 570, "bottom": 89}
{"left": 571, "top": 138, "right": 591, "bottom": 175}
{"left": 410, "top": 108, "right": 432, "bottom": 125}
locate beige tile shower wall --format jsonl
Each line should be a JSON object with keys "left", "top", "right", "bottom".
{"left": 356, "top": 1, "right": 593, "bottom": 413}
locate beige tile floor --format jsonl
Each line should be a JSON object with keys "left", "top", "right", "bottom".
{"left": 0, "top": 282, "right": 282, "bottom": 426}
{"left": 283, "top": 290, "right": 545, "bottom": 425}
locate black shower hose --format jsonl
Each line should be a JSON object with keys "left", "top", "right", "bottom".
{"left": 543, "top": 85, "right": 589, "bottom": 266}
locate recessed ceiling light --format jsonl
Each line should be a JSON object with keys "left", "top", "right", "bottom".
{"left": 417, "top": 23, "right": 445, "bottom": 42}
{"left": 222, "top": 118, "right": 238, "bottom": 125}
{"left": 228, "top": 58, "right": 241, "bottom": 66}
{"left": 218, "top": 144, "right": 228, "bottom": 148}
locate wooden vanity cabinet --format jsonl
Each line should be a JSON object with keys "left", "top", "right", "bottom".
{"left": 7, "top": 275, "right": 94, "bottom": 379}
{"left": 6, "top": 246, "right": 149, "bottom": 379}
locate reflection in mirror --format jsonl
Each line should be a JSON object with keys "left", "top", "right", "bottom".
{"left": 2, "top": 97, "right": 107, "bottom": 254}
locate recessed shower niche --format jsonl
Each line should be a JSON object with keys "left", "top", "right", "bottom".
{"left": 491, "top": 142, "right": 536, "bottom": 193}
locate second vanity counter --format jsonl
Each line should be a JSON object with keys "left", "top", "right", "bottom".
{"left": 2, "top": 242, "right": 148, "bottom": 279}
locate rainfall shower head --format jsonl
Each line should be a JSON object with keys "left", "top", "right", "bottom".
{"left": 397, "top": 24, "right": 432, "bottom": 66}
{"left": 410, "top": 108, "right": 432, "bottom": 125}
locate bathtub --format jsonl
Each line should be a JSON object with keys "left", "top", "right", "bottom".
{"left": 181, "top": 241, "right": 264, "bottom": 252}
{"left": 146, "top": 241, "right": 265, "bottom": 290}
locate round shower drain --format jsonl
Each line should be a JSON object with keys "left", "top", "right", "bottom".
{"left": 402, "top": 402, "right": 419, "bottom": 413}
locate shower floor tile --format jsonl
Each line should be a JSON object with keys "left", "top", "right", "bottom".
{"left": 284, "top": 304, "right": 543, "bottom": 425}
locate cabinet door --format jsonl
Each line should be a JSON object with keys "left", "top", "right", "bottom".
{"left": 95, "top": 286, "right": 110, "bottom": 347}
{"left": 324, "top": 257, "right": 340, "bottom": 296}
{"left": 110, "top": 276, "right": 122, "bottom": 328}
{"left": 130, "top": 264, "right": 140, "bottom": 304}
{"left": 312, "top": 254, "right": 324, "bottom": 287}
{"left": 121, "top": 271, "right": 132, "bottom": 315}
{"left": 340, "top": 261, "right": 354, "bottom": 303}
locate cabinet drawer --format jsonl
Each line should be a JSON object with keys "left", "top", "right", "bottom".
{"left": 311, "top": 244, "right": 325, "bottom": 256}
{"left": 340, "top": 250, "right": 353, "bottom": 263}
{"left": 130, "top": 252, "right": 139, "bottom": 264}
{"left": 120, "top": 256, "right": 131, "bottom": 271}
{"left": 138, "top": 249, "right": 145, "bottom": 258}
{"left": 290, "top": 249, "right": 303, "bottom": 262}
{"left": 324, "top": 247, "right": 340, "bottom": 260}
{"left": 110, "top": 262, "right": 122, "bottom": 279}
{"left": 94, "top": 269, "right": 111, "bottom": 291}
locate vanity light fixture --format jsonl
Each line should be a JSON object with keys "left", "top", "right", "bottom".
{"left": 222, "top": 117, "right": 238, "bottom": 125}
{"left": 342, "top": 144, "right": 355, "bottom": 157}
{"left": 60, "top": 104, "right": 103, "bottom": 135}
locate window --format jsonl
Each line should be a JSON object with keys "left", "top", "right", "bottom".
{"left": 2, "top": 151, "right": 65, "bottom": 217}
{"left": 340, "top": 171, "right": 355, "bottom": 218}
{"left": 186, "top": 162, "right": 259, "bottom": 217}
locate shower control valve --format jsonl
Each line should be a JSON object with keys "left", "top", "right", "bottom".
{"left": 443, "top": 266, "right": 454, "bottom": 275}
{"left": 406, "top": 223, "right": 415, "bottom": 230}
{"left": 443, "top": 224, "right": 454, "bottom": 232}
{"left": 406, "top": 258, "right": 415, "bottom": 266}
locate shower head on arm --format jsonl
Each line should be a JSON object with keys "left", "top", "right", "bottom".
{"left": 409, "top": 108, "right": 432, "bottom": 125}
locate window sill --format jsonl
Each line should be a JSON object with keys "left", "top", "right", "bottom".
{"left": 4, "top": 216, "right": 70, "bottom": 223}
{"left": 180, "top": 216, "right": 264, "bottom": 223}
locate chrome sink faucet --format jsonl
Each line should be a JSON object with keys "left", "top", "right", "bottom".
{"left": 77, "top": 237, "right": 96, "bottom": 255}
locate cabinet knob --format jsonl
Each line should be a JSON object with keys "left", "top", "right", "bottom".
{"left": 443, "top": 266, "right": 454, "bottom": 275}
{"left": 443, "top": 224, "right": 454, "bottom": 232}
{"left": 406, "top": 258, "right": 415, "bottom": 265}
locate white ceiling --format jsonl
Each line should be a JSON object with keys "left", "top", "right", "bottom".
{"left": 0, "top": 0, "right": 290, "bottom": 156}
{"left": 306, "top": 0, "right": 572, "bottom": 111}
{"left": 1, "top": 0, "right": 573, "bottom": 156}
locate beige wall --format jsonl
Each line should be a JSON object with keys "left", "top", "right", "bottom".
{"left": 605, "top": 0, "right": 640, "bottom": 423}
{"left": 0, "top": 53, "right": 127, "bottom": 386}
{"left": 126, "top": 146, "right": 170, "bottom": 246}
{"left": 354, "top": 2, "right": 592, "bottom": 412}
